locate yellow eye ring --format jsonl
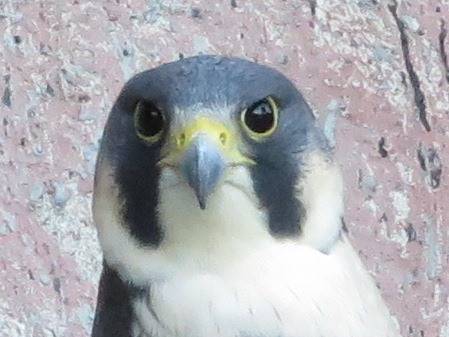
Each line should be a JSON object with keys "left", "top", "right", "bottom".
{"left": 240, "top": 96, "right": 279, "bottom": 140}
{"left": 134, "top": 100, "right": 165, "bottom": 143}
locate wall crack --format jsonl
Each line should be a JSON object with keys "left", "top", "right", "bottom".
{"left": 308, "top": 0, "right": 316, "bottom": 16}
{"left": 439, "top": 19, "right": 449, "bottom": 85}
{"left": 2, "top": 75, "right": 11, "bottom": 108}
{"left": 417, "top": 143, "right": 442, "bottom": 189}
{"left": 388, "top": 1, "right": 431, "bottom": 132}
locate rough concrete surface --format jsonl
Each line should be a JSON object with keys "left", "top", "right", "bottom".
{"left": 0, "top": 0, "right": 448, "bottom": 336}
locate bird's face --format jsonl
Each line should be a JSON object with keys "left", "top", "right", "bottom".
{"left": 94, "top": 56, "right": 343, "bottom": 280}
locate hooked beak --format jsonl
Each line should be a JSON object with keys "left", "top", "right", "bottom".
{"left": 161, "top": 117, "right": 254, "bottom": 209}
{"left": 181, "top": 136, "right": 225, "bottom": 210}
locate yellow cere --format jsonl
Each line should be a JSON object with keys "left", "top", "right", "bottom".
{"left": 165, "top": 117, "right": 254, "bottom": 166}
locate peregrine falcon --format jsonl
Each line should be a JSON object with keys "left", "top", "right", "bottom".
{"left": 91, "top": 55, "right": 401, "bottom": 337}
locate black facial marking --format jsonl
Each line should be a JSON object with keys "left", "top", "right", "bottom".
{"left": 99, "top": 55, "right": 323, "bottom": 244}
{"left": 248, "top": 98, "right": 315, "bottom": 237}
{"left": 101, "top": 106, "right": 164, "bottom": 246}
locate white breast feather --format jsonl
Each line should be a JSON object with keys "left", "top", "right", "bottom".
{"left": 93, "top": 156, "right": 401, "bottom": 337}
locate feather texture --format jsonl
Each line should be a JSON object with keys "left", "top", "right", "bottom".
{"left": 92, "top": 56, "right": 402, "bottom": 337}
{"left": 93, "top": 157, "right": 401, "bottom": 337}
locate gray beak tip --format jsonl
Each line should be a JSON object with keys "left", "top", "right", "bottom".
{"left": 198, "top": 198, "right": 207, "bottom": 210}
{"left": 181, "top": 136, "right": 225, "bottom": 210}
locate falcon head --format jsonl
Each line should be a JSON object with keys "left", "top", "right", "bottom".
{"left": 93, "top": 55, "right": 343, "bottom": 283}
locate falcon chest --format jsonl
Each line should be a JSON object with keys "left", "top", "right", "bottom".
{"left": 128, "top": 171, "right": 390, "bottom": 337}
{"left": 130, "top": 240, "right": 388, "bottom": 337}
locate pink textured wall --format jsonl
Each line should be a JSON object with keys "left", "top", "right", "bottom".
{"left": 0, "top": 1, "right": 448, "bottom": 336}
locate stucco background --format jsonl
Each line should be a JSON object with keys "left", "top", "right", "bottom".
{"left": 0, "top": 0, "right": 448, "bottom": 336}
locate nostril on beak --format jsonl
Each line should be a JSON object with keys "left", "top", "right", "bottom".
{"left": 178, "top": 133, "right": 186, "bottom": 147}
{"left": 219, "top": 132, "right": 227, "bottom": 146}
{"left": 181, "top": 136, "right": 225, "bottom": 210}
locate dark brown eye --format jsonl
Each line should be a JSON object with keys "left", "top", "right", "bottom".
{"left": 134, "top": 101, "right": 164, "bottom": 142}
{"left": 241, "top": 96, "right": 278, "bottom": 139}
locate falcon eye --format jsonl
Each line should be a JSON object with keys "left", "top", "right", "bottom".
{"left": 134, "top": 100, "right": 165, "bottom": 142}
{"left": 241, "top": 96, "right": 278, "bottom": 139}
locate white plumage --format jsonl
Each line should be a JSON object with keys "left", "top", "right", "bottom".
{"left": 94, "top": 150, "right": 401, "bottom": 337}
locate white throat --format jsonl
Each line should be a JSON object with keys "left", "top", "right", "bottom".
{"left": 93, "top": 151, "right": 344, "bottom": 286}
{"left": 157, "top": 166, "right": 275, "bottom": 270}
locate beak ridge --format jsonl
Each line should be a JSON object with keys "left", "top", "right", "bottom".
{"left": 181, "top": 135, "right": 225, "bottom": 209}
